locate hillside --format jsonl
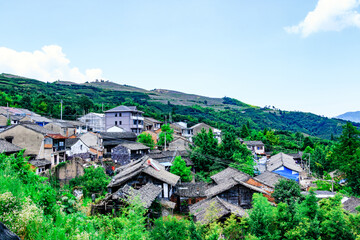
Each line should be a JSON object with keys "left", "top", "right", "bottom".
{"left": 0, "top": 73, "right": 357, "bottom": 139}
{"left": 336, "top": 111, "right": 360, "bottom": 123}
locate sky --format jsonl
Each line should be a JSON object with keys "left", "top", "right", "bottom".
{"left": 1, "top": 0, "right": 360, "bottom": 118}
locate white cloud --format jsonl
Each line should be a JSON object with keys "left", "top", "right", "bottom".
{"left": 0, "top": 45, "right": 103, "bottom": 83}
{"left": 285, "top": 0, "right": 360, "bottom": 37}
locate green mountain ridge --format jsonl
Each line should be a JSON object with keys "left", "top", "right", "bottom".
{"left": 0, "top": 73, "right": 357, "bottom": 139}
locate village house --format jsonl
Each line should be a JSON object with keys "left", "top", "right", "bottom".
{"left": 94, "top": 182, "right": 162, "bottom": 214}
{"left": 266, "top": 152, "right": 303, "bottom": 182}
{"left": 168, "top": 135, "right": 192, "bottom": 151}
{"left": 172, "top": 182, "right": 208, "bottom": 212}
{"left": 0, "top": 139, "right": 22, "bottom": 155}
{"left": 243, "top": 141, "right": 265, "bottom": 155}
{"left": 100, "top": 131, "right": 137, "bottom": 156}
{"left": 55, "top": 157, "right": 85, "bottom": 184}
{"left": 65, "top": 138, "right": 90, "bottom": 157}
{"left": 147, "top": 150, "right": 194, "bottom": 170}
{"left": 107, "top": 155, "right": 180, "bottom": 201}
{"left": 142, "top": 130, "right": 158, "bottom": 144}
{"left": 28, "top": 159, "right": 52, "bottom": 175}
{"left": 143, "top": 117, "right": 163, "bottom": 131}
{"left": 105, "top": 106, "right": 144, "bottom": 134}
{"left": 78, "top": 112, "right": 105, "bottom": 132}
{"left": 65, "top": 120, "right": 88, "bottom": 134}
{"left": 0, "top": 114, "right": 25, "bottom": 127}
{"left": 79, "top": 132, "right": 103, "bottom": 158}
{"left": 181, "top": 123, "right": 222, "bottom": 143}
{"left": 26, "top": 115, "right": 52, "bottom": 126}
{"left": 111, "top": 140, "right": 150, "bottom": 165}
{"left": 44, "top": 121, "right": 76, "bottom": 137}
{"left": 189, "top": 196, "right": 248, "bottom": 225}
{"left": 204, "top": 167, "right": 277, "bottom": 209}
{"left": 0, "top": 123, "right": 67, "bottom": 165}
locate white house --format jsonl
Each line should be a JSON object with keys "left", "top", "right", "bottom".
{"left": 106, "top": 125, "right": 126, "bottom": 132}
{"left": 65, "top": 138, "right": 90, "bottom": 156}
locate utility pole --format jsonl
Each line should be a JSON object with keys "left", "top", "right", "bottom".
{"left": 60, "top": 99, "right": 63, "bottom": 120}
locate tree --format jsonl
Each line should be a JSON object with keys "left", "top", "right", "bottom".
{"left": 272, "top": 179, "right": 302, "bottom": 205}
{"left": 331, "top": 122, "right": 360, "bottom": 194}
{"left": 218, "top": 131, "right": 242, "bottom": 160}
{"left": 157, "top": 124, "right": 174, "bottom": 149}
{"left": 170, "top": 156, "right": 192, "bottom": 182}
{"left": 190, "top": 128, "right": 219, "bottom": 172}
{"left": 69, "top": 166, "right": 110, "bottom": 197}
{"left": 77, "top": 95, "right": 94, "bottom": 113}
{"left": 248, "top": 193, "right": 275, "bottom": 239}
{"left": 6, "top": 117, "right": 11, "bottom": 126}
{"left": 302, "top": 137, "right": 314, "bottom": 150}
{"left": 240, "top": 124, "right": 250, "bottom": 138}
{"left": 137, "top": 132, "right": 155, "bottom": 150}
{"left": 230, "top": 145, "right": 255, "bottom": 176}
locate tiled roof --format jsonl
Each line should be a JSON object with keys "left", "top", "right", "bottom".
{"left": 28, "top": 159, "right": 52, "bottom": 167}
{"left": 267, "top": 152, "right": 303, "bottom": 172}
{"left": 0, "top": 139, "right": 22, "bottom": 153}
{"left": 105, "top": 105, "right": 143, "bottom": 113}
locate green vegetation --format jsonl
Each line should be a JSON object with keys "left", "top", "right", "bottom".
{"left": 1, "top": 152, "right": 360, "bottom": 239}
{"left": 137, "top": 132, "right": 155, "bottom": 150}
{"left": 0, "top": 73, "right": 357, "bottom": 140}
{"left": 69, "top": 166, "right": 111, "bottom": 197}
{"left": 170, "top": 156, "right": 193, "bottom": 182}
{"left": 157, "top": 124, "right": 174, "bottom": 148}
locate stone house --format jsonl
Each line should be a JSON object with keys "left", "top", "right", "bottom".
{"left": 44, "top": 121, "right": 76, "bottom": 137}
{"left": 0, "top": 123, "right": 67, "bottom": 165}
{"left": 107, "top": 155, "right": 180, "bottom": 200}
{"left": 0, "top": 139, "right": 22, "bottom": 155}
{"left": 181, "top": 123, "right": 222, "bottom": 143}
{"left": 100, "top": 131, "right": 137, "bottom": 156}
{"left": 28, "top": 159, "right": 52, "bottom": 175}
{"left": 111, "top": 140, "right": 150, "bottom": 165}
{"left": 144, "top": 117, "right": 163, "bottom": 131}
{"left": 243, "top": 141, "right": 265, "bottom": 155}
{"left": 55, "top": 158, "right": 85, "bottom": 184}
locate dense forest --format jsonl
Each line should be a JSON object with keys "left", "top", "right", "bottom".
{"left": 0, "top": 73, "right": 358, "bottom": 139}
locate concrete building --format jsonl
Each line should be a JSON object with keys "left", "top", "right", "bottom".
{"left": 78, "top": 112, "right": 105, "bottom": 132}
{"left": 105, "top": 106, "right": 144, "bottom": 134}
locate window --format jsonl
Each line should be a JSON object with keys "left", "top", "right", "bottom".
{"left": 119, "top": 113, "right": 122, "bottom": 117}
{"left": 119, "top": 121, "right": 122, "bottom": 125}
{"left": 115, "top": 113, "right": 117, "bottom": 117}
{"left": 115, "top": 121, "right": 118, "bottom": 126}
{"left": 80, "top": 145, "right": 83, "bottom": 150}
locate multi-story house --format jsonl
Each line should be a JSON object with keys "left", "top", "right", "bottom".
{"left": 105, "top": 106, "right": 144, "bottom": 134}
{"left": 0, "top": 123, "right": 67, "bottom": 166}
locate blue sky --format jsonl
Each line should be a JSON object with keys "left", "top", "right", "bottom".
{"left": 1, "top": 0, "right": 360, "bottom": 117}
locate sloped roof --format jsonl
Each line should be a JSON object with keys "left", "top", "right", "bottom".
{"left": 0, "top": 221, "right": 21, "bottom": 240}
{"left": 100, "top": 132, "right": 137, "bottom": 141}
{"left": 18, "top": 123, "right": 57, "bottom": 135}
{"left": 105, "top": 105, "right": 143, "bottom": 113}
{"left": 29, "top": 115, "right": 52, "bottom": 123}
{"left": 28, "top": 159, "right": 52, "bottom": 167}
{"left": 189, "top": 197, "right": 247, "bottom": 224}
{"left": 243, "top": 141, "right": 264, "bottom": 146}
{"left": 114, "top": 183, "right": 162, "bottom": 208}
{"left": 342, "top": 197, "right": 360, "bottom": 213}
{"left": 0, "top": 139, "right": 22, "bottom": 153}
{"left": 108, "top": 156, "right": 180, "bottom": 188}
{"left": 65, "top": 138, "right": 81, "bottom": 147}
{"left": 51, "top": 121, "right": 76, "bottom": 128}
{"left": 266, "top": 152, "right": 303, "bottom": 172}
{"left": 205, "top": 180, "right": 239, "bottom": 198}
{"left": 211, "top": 167, "right": 250, "bottom": 184}
{"left": 144, "top": 117, "right": 162, "bottom": 126}
{"left": 116, "top": 140, "right": 150, "bottom": 151}
{"left": 254, "top": 171, "right": 286, "bottom": 188}
{"left": 175, "top": 182, "right": 208, "bottom": 198}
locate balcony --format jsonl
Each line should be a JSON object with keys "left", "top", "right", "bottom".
{"left": 131, "top": 115, "right": 144, "bottom": 120}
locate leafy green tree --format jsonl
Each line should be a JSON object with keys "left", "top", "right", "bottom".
{"left": 170, "top": 156, "right": 192, "bottom": 182}
{"left": 218, "top": 131, "right": 242, "bottom": 160}
{"left": 272, "top": 179, "right": 302, "bottom": 205}
{"left": 248, "top": 193, "right": 275, "bottom": 239}
{"left": 150, "top": 216, "right": 194, "bottom": 240}
{"left": 157, "top": 124, "right": 174, "bottom": 148}
{"left": 240, "top": 124, "right": 250, "bottom": 138}
{"left": 69, "top": 166, "right": 110, "bottom": 197}
{"left": 230, "top": 145, "right": 255, "bottom": 176}
{"left": 137, "top": 132, "right": 155, "bottom": 150}
{"left": 302, "top": 136, "right": 314, "bottom": 150}
{"left": 190, "top": 128, "right": 219, "bottom": 172}
{"left": 331, "top": 122, "right": 360, "bottom": 194}
{"left": 77, "top": 95, "right": 94, "bottom": 113}
{"left": 6, "top": 117, "right": 11, "bottom": 126}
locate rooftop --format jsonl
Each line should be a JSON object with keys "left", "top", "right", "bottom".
{"left": 105, "top": 105, "right": 144, "bottom": 113}
{"left": 254, "top": 171, "right": 286, "bottom": 188}
{"left": 0, "top": 139, "right": 22, "bottom": 153}
{"left": 266, "top": 152, "right": 303, "bottom": 172}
